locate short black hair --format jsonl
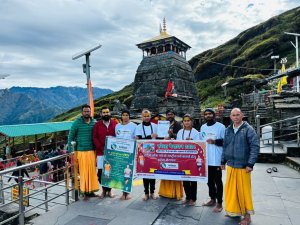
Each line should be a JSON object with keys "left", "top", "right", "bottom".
{"left": 121, "top": 109, "right": 130, "bottom": 116}
{"left": 166, "top": 108, "right": 176, "bottom": 115}
{"left": 100, "top": 106, "right": 109, "bottom": 112}
{"left": 82, "top": 104, "right": 91, "bottom": 111}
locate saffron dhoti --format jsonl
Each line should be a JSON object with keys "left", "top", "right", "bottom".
{"left": 225, "top": 166, "right": 254, "bottom": 216}
{"left": 77, "top": 150, "right": 99, "bottom": 194}
{"left": 159, "top": 180, "right": 183, "bottom": 200}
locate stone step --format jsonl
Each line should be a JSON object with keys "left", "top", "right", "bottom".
{"left": 285, "top": 157, "right": 300, "bottom": 172}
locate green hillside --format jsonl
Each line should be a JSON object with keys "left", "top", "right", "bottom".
{"left": 52, "top": 84, "right": 133, "bottom": 121}
{"left": 53, "top": 6, "right": 300, "bottom": 120}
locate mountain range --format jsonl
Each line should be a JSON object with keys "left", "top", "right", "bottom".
{"left": 0, "top": 86, "right": 112, "bottom": 125}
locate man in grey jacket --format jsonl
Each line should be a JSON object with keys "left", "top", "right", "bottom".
{"left": 221, "top": 108, "right": 259, "bottom": 225}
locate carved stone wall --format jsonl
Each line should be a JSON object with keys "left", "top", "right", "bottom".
{"left": 130, "top": 52, "right": 200, "bottom": 117}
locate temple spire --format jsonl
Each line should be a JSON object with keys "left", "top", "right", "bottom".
{"left": 163, "top": 17, "right": 166, "bottom": 33}
{"left": 159, "top": 23, "right": 162, "bottom": 34}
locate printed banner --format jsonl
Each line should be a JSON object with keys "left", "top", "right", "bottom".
{"left": 101, "top": 137, "right": 136, "bottom": 193}
{"left": 11, "top": 185, "right": 29, "bottom": 206}
{"left": 136, "top": 140, "right": 207, "bottom": 182}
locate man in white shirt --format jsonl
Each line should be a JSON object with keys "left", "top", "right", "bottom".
{"left": 200, "top": 108, "right": 225, "bottom": 213}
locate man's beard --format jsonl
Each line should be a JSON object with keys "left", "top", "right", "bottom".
{"left": 102, "top": 115, "right": 111, "bottom": 121}
{"left": 167, "top": 117, "right": 174, "bottom": 122}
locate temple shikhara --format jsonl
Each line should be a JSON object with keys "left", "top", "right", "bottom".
{"left": 130, "top": 18, "right": 200, "bottom": 117}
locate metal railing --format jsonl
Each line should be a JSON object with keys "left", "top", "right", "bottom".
{"left": 0, "top": 153, "right": 77, "bottom": 225}
{"left": 256, "top": 115, "right": 300, "bottom": 153}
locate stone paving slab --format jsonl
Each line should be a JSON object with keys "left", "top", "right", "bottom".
{"left": 29, "top": 163, "right": 300, "bottom": 225}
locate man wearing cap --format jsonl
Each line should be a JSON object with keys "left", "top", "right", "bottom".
{"left": 200, "top": 108, "right": 225, "bottom": 212}
{"left": 221, "top": 108, "right": 259, "bottom": 225}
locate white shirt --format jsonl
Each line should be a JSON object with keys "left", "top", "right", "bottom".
{"left": 115, "top": 122, "right": 137, "bottom": 140}
{"left": 200, "top": 122, "right": 225, "bottom": 166}
{"left": 135, "top": 123, "right": 158, "bottom": 139}
{"left": 176, "top": 128, "right": 200, "bottom": 140}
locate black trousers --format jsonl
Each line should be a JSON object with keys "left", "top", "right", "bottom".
{"left": 207, "top": 166, "right": 223, "bottom": 204}
{"left": 98, "top": 169, "right": 111, "bottom": 192}
{"left": 183, "top": 181, "right": 197, "bottom": 201}
{"left": 143, "top": 178, "right": 155, "bottom": 194}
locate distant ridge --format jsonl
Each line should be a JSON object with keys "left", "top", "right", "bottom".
{"left": 0, "top": 86, "right": 113, "bottom": 125}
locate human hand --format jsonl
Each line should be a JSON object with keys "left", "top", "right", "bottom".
{"left": 220, "top": 165, "right": 226, "bottom": 170}
{"left": 245, "top": 166, "right": 253, "bottom": 173}
{"left": 206, "top": 139, "right": 215, "bottom": 144}
{"left": 151, "top": 133, "right": 158, "bottom": 139}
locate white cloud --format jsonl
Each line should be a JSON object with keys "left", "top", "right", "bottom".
{"left": 0, "top": 0, "right": 298, "bottom": 91}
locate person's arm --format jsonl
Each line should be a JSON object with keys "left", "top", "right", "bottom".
{"left": 215, "top": 124, "right": 225, "bottom": 146}
{"left": 246, "top": 127, "right": 260, "bottom": 169}
{"left": 221, "top": 129, "right": 228, "bottom": 168}
{"left": 92, "top": 123, "right": 101, "bottom": 151}
{"left": 23, "top": 169, "right": 30, "bottom": 178}
{"left": 68, "top": 120, "right": 78, "bottom": 153}
{"left": 134, "top": 125, "right": 142, "bottom": 139}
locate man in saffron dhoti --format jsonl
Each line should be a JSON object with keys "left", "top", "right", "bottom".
{"left": 221, "top": 108, "right": 259, "bottom": 225}
{"left": 68, "top": 104, "right": 99, "bottom": 200}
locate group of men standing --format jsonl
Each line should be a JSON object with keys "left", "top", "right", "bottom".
{"left": 68, "top": 105, "right": 259, "bottom": 225}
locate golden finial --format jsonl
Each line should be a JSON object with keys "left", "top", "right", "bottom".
{"left": 159, "top": 23, "right": 162, "bottom": 34}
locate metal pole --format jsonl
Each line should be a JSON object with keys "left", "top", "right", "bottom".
{"left": 18, "top": 176, "right": 25, "bottom": 225}
{"left": 296, "top": 36, "right": 299, "bottom": 92}
{"left": 256, "top": 115, "right": 261, "bottom": 137}
{"left": 297, "top": 118, "right": 300, "bottom": 146}
{"left": 0, "top": 175, "right": 4, "bottom": 204}
{"left": 65, "top": 175, "right": 69, "bottom": 205}
{"left": 272, "top": 126, "right": 275, "bottom": 154}
{"left": 85, "top": 53, "right": 91, "bottom": 105}
{"left": 45, "top": 188, "right": 48, "bottom": 212}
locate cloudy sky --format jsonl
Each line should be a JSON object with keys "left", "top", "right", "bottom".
{"left": 0, "top": 0, "right": 299, "bottom": 91}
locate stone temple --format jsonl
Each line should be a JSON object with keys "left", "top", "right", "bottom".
{"left": 130, "top": 19, "right": 200, "bottom": 117}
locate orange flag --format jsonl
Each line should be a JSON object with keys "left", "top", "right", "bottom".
{"left": 88, "top": 80, "right": 94, "bottom": 117}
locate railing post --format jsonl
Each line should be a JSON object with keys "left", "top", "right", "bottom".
{"left": 0, "top": 175, "right": 4, "bottom": 204}
{"left": 272, "top": 126, "right": 275, "bottom": 154}
{"left": 65, "top": 168, "right": 69, "bottom": 205}
{"left": 45, "top": 188, "right": 48, "bottom": 212}
{"left": 18, "top": 176, "right": 25, "bottom": 225}
{"left": 297, "top": 118, "right": 300, "bottom": 146}
{"left": 256, "top": 115, "right": 261, "bottom": 137}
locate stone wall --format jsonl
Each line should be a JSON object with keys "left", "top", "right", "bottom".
{"left": 131, "top": 52, "right": 200, "bottom": 117}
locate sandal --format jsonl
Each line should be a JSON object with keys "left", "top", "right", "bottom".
{"left": 272, "top": 167, "right": 278, "bottom": 172}
{"left": 266, "top": 168, "right": 272, "bottom": 173}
